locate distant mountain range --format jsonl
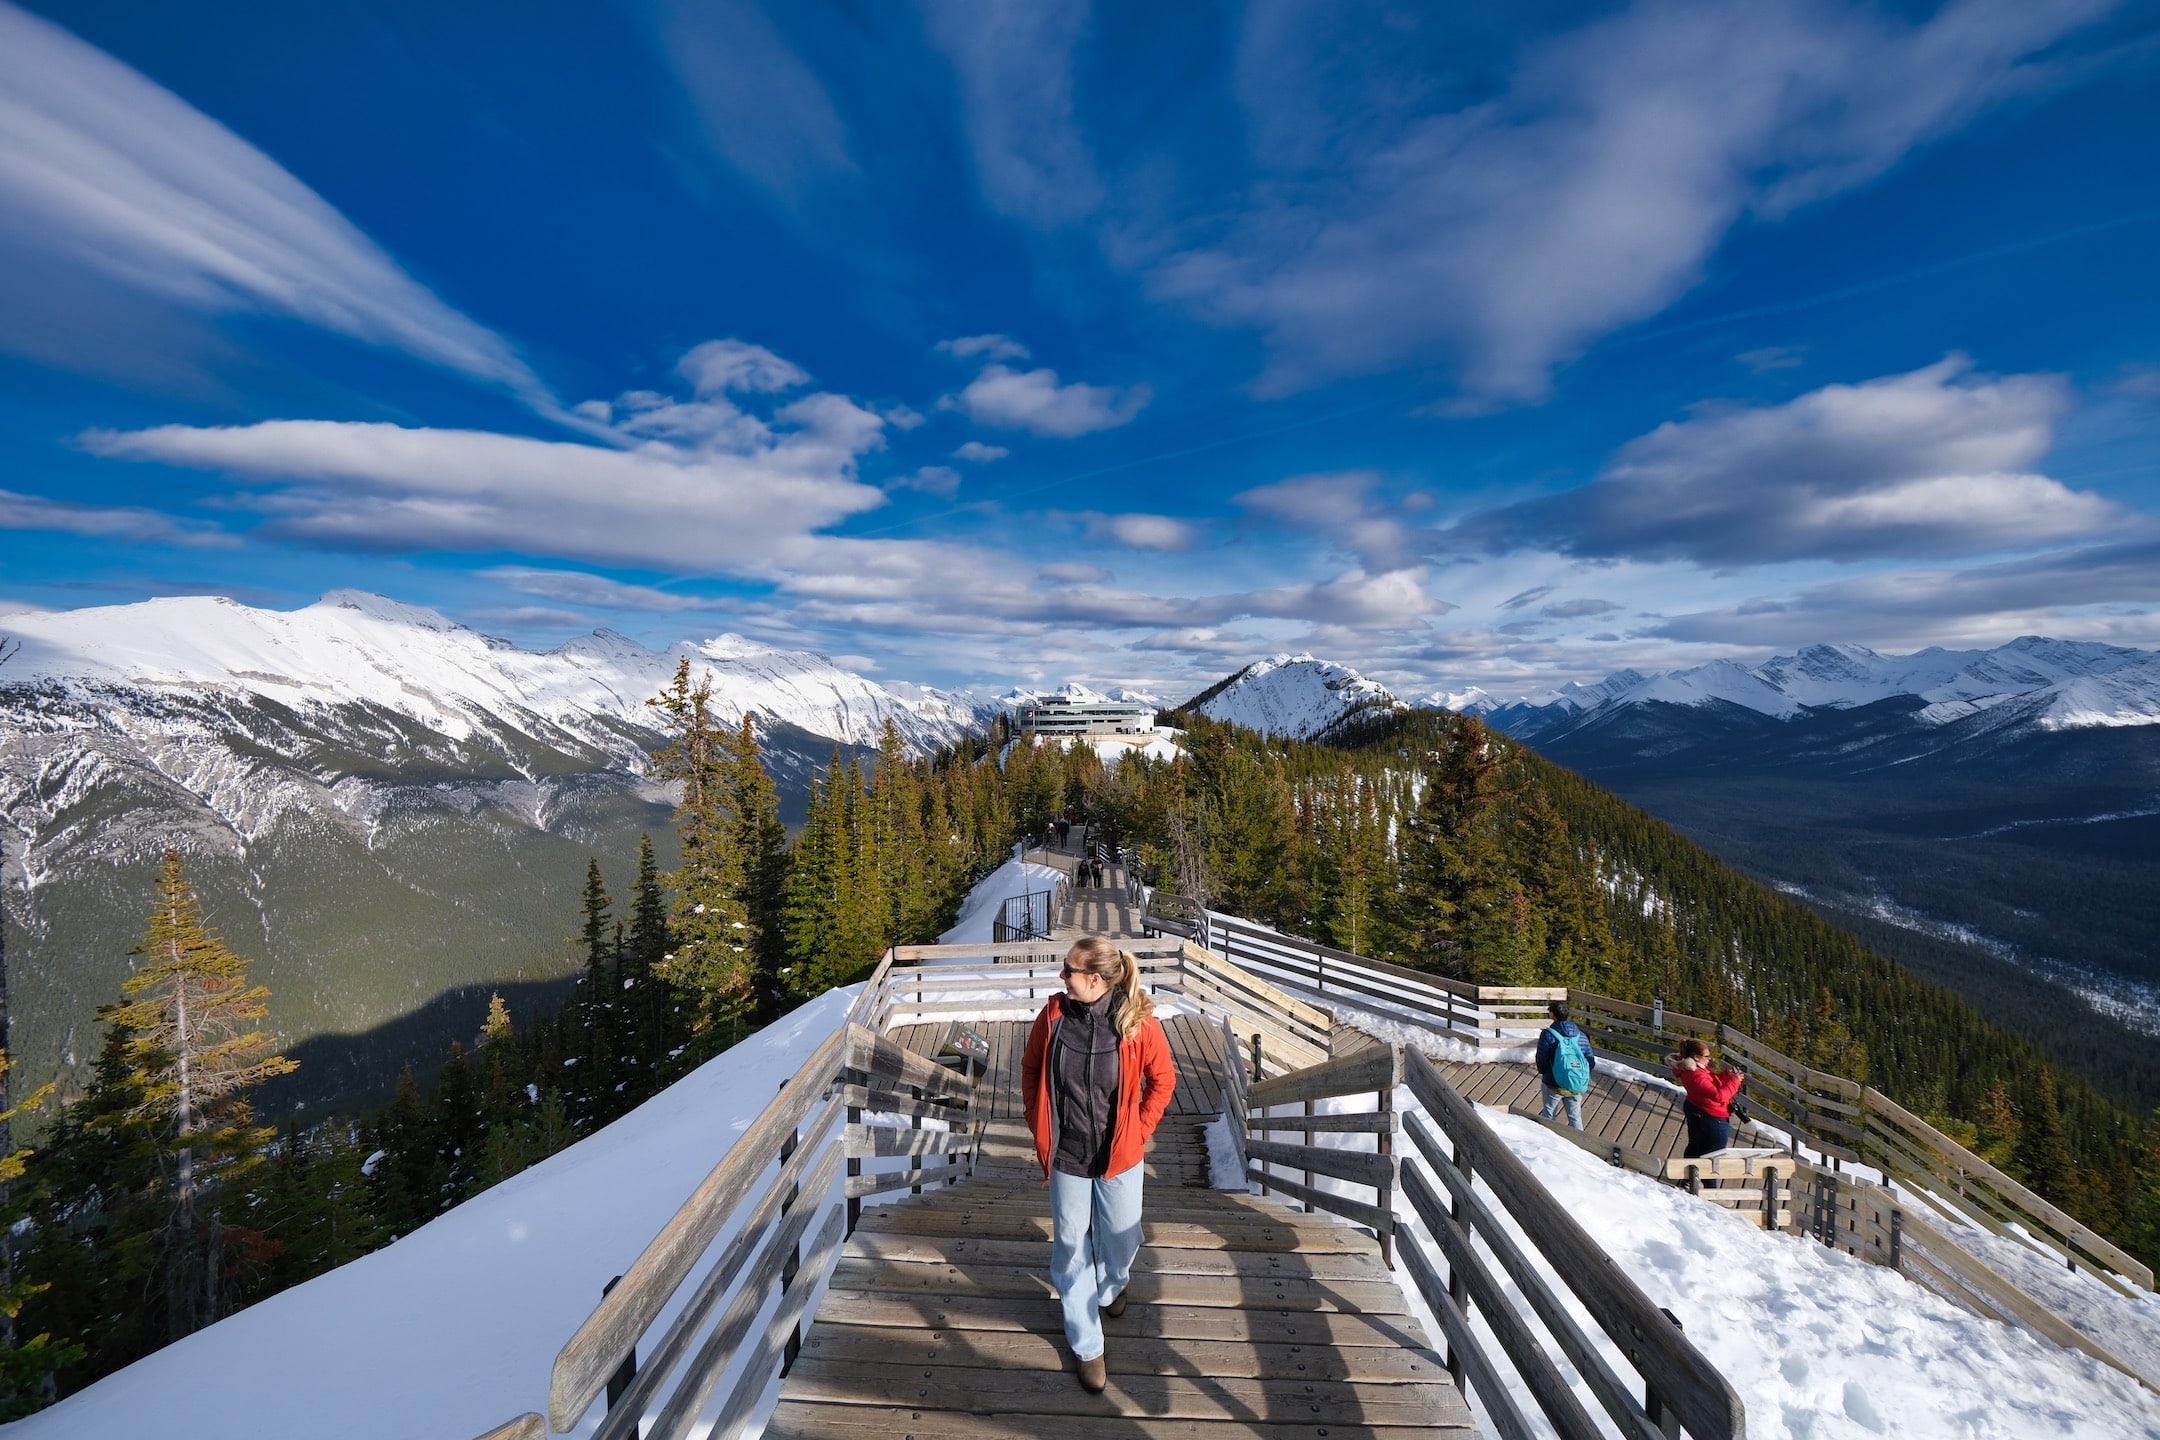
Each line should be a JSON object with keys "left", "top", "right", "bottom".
{"left": 0, "top": 591, "right": 989, "bottom": 1108}
{"left": 1457, "top": 637, "right": 2160, "bottom": 740}
{"left": 1169, "top": 639, "right": 2160, "bottom": 1079}
{"left": 7, "top": 592, "right": 2156, "bottom": 1114}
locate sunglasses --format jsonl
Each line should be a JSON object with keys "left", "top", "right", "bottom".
{"left": 1059, "top": 964, "right": 1102, "bottom": 980}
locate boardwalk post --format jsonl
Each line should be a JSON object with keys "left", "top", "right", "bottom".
{"left": 778, "top": 1079, "right": 804, "bottom": 1376}
{"left": 1303, "top": 1096, "right": 1315, "bottom": 1213}
{"left": 1447, "top": 1141, "right": 1473, "bottom": 1389}
{"left": 599, "top": 1275, "right": 636, "bottom": 1411}
{"left": 1377, "top": 1069, "right": 1396, "bottom": 1270}
{"left": 1644, "top": 1309, "right": 1686, "bottom": 1439}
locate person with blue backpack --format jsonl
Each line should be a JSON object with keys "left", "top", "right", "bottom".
{"left": 1536, "top": 1002, "right": 1595, "bottom": 1129}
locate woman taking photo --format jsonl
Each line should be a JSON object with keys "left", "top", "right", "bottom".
{"left": 1666, "top": 1038, "right": 1747, "bottom": 1158}
{"left": 1021, "top": 936, "right": 1176, "bottom": 1393}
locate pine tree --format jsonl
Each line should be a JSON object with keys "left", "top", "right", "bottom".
{"left": 647, "top": 660, "right": 754, "bottom": 1051}
{"left": 571, "top": 861, "right": 617, "bottom": 1123}
{"left": 2014, "top": 1068, "right": 2083, "bottom": 1206}
{"left": 622, "top": 836, "right": 671, "bottom": 1085}
{"left": 729, "top": 717, "right": 791, "bottom": 1021}
{"left": 0, "top": 1052, "right": 74, "bottom": 1417}
{"left": 100, "top": 850, "right": 296, "bottom": 1340}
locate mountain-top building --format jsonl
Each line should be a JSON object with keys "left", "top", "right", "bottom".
{"left": 1018, "top": 695, "right": 1155, "bottom": 736}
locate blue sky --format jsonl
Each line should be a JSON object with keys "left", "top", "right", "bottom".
{"left": 2, "top": 0, "right": 2158, "bottom": 698}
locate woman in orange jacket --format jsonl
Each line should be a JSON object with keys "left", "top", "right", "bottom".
{"left": 1021, "top": 936, "right": 1176, "bottom": 1393}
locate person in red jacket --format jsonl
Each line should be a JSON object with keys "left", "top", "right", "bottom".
{"left": 1022, "top": 936, "right": 1176, "bottom": 1393}
{"left": 1667, "top": 1038, "right": 1747, "bottom": 1157}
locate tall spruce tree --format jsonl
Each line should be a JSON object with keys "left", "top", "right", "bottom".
{"left": 728, "top": 717, "right": 791, "bottom": 1021}
{"left": 647, "top": 660, "right": 754, "bottom": 1052}
{"left": 99, "top": 851, "right": 296, "bottom": 1342}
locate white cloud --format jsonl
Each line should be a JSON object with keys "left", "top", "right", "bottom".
{"left": 484, "top": 567, "right": 732, "bottom": 613}
{"left": 936, "top": 334, "right": 1031, "bottom": 363}
{"left": 893, "top": 465, "right": 962, "bottom": 497}
{"left": 0, "top": 486, "right": 236, "bottom": 547}
{"left": 953, "top": 441, "right": 1010, "bottom": 462}
{"left": 920, "top": 1, "right": 1102, "bottom": 226}
{"left": 676, "top": 339, "right": 811, "bottom": 396}
{"left": 1159, "top": 0, "right": 2112, "bottom": 401}
{"left": 1452, "top": 357, "right": 2116, "bottom": 564}
{"left": 0, "top": 3, "right": 548, "bottom": 403}
{"left": 82, "top": 342, "right": 891, "bottom": 572}
{"left": 651, "top": 0, "right": 856, "bottom": 206}
{"left": 1237, "top": 470, "right": 1430, "bottom": 570}
{"left": 1038, "top": 562, "right": 1111, "bottom": 584}
{"left": 1084, "top": 513, "right": 1196, "bottom": 552}
{"left": 946, "top": 363, "right": 1150, "bottom": 436}
{"left": 1652, "top": 531, "right": 2160, "bottom": 646}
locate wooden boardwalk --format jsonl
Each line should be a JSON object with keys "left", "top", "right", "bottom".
{"left": 771, "top": 1014, "right": 1475, "bottom": 1438}
{"left": 1426, "top": 1056, "right": 1695, "bottom": 1160}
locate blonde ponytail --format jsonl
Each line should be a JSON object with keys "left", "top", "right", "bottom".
{"left": 1066, "top": 935, "right": 1155, "bottom": 1039}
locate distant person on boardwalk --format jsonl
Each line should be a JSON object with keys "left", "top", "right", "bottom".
{"left": 1022, "top": 937, "right": 1177, "bottom": 1394}
{"left": 1668, "top": 1039, "right": 1747, "bottom": 1157}
{"left": 1535, "top": 1002, "right": 1595, "bottom": 1129}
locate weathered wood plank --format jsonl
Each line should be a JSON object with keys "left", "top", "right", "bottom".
{"left": 807, "top": 1290, "right": 1430, "bottom": 1347}
{"left": 798, "top": 1320, "right": 1449, "bottom": 1383}
{"left": 822, "top": 1254, "right": 1413, "bottom": 1314}
{"left": 843, "top": 1230, "right": 1391, "bottom": 1282}
{"left": 767, "top": 1399, "right": 1472, "bottom": 1438}
{"left": 1245, "top": 1136, "right": 1396, "bottom": 1190}
{"left": 1248, "top": 1045, "right": 1399, "bottom": 1109}
{"left": 469, "top": 1415, "right": 543, "bottom": 1440}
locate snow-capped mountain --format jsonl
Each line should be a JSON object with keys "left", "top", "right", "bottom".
{"left": 0, "top": 592, "right": 984, "bottom": 1109}
{"left": 1181, "top": 654, "right": 1404, "bottom": 741}
{"left": 1471, "top": 638, "right": 2160, "bottom": 736}
{"left": 992, "top": 680, "right": 1165, "bottom": 712}
{"left": 4, "top": 589, "right": 980, "bottom": 758}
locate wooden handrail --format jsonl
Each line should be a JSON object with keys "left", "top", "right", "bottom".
{"left": 1403, "top": 1047, "right": 1745, "bottom": 1440}
{"left": 1195, "top": 903, "right": 2150, "bottom": 1294}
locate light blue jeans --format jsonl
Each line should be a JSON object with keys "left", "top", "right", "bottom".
{"left": 1048, "top": 1164, "right": 1145, "bottom": 1361}
{"left": 1541, "top": 1083, "right": 1584, "bottom": 1130}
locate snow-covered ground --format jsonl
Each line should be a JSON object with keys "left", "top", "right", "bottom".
{"left": 935, "top": 855, "right": 1067, "bottom": 945}
{"left": 2, "top": 987, "right": 862, "bottom": 1440}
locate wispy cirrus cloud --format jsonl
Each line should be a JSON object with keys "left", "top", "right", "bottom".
{"left": 1159, "top": 0, "right": 2114, "bottom": 401}
{"left": 483, "top": 567, "right": 733, "bottom": 613}
{"left": 1451, "top": 357, "right": 2116, "bottom": 566}
{"left": 0, "top": 487, "right": 236, "bottom": 548}
{"left": 0, "top": 2, "right": 550, "bottom": 405}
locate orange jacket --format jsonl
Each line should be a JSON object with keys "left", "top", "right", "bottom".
{"left": 1021, "top": 995, "right": 1176, "bottom": 1181}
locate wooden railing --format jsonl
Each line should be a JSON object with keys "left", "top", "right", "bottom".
{"left": 1244, "top": 1044, "right": 1400, "bottom": 1264}
{"left": 1211, "top": 1038, "right": 1745, "bottom": 1440}
{"left": 472, "top": 1008, "right": 976, "bottom": 1440}
{"left": 471, "top": 934, "right": 1347, "bottom": 1439}
{"left": 1191, "top": 906, "right": 2153, "bottom": 1296}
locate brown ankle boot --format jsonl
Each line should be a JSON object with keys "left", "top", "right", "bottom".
{"left": 1076, "top": 1353, "right": 1107, "bottom": 1393}
{"left": 1101, "top": 1289, "right": 1128, "bottom": 1319}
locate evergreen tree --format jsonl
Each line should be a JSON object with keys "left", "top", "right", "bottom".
{"left": 0, "top": 1053, "right": 75, "bottom": 1417}
{"left": 571, "top": 861, "right": 617, "bottom": 1123}
{"left": 621, "top": 835, "right": 671, "bottom": 1083}
{"left": 647, "top": 661, "right": 753, "bottom": 1051}
{"left": 100, "top": 851, "right": 295, "bottom": 1340}
{"left": 728, "top": 717, "right": 791, "bottom": 1021}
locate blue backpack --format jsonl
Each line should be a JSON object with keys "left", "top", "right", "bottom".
{"left": 1551, "top": 1029, "right": 1591, "bottom": 1094}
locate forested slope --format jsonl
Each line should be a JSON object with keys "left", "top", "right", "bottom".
{"left": 1092, "top": 710, "right": 2156, "bottom": 1259}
